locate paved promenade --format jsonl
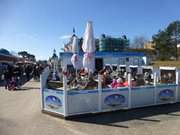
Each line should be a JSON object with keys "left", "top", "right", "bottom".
{"left": 1, "top": 80, "right": 180, "bottom": 135}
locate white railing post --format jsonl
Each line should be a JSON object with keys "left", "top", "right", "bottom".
{"left": 153, "top": 72, "right": 157, "bottom": 104}
{"left": 40, "top": 67, "right": 50, "bottom": 110}
{"left": 63, "top": 74, "right": 68, "bottom": 117}
{"left": 128, "top": 73, "right": 132, "bottom": 109}
{"left": 176, "top": 70, "right": 179, "bottom": 102}
{"left": 98, "top": 74, "right": 102, "bottom": 112}
{"left": 40, "top": 74, "right": 44, "bottom": 110}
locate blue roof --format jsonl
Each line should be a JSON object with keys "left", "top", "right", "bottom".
{"left": 60, "top": 51, "right": 145, "bottom": 58}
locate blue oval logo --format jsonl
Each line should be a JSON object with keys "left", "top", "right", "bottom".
{"left": 45, "top": 95, "right": 62, "bottom": 109}
{"left": 159, "top": 89, "right": 174, "bottom": 101}
{"left": 104, "top": 94, "right": 125, "bottom": 107}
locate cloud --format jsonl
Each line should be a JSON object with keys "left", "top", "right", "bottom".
{"left": 60, "top": 35, "right": 72, "bottom": 39}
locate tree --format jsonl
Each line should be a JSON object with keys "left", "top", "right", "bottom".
{"left": 28, "top": 54, "right": 36, "bottom": 62}
{"left": 152, "top": 30, "right": 172, "bottom": 60}
{"left": 152, "top": 20, "right": 180, "bottom": 60}
{"left": 166, "top": 21, "right": 180, "bottom": 60}
{"left": 18, "top": 51, "right": 28, "bottom": 58}
{"left": 131, "top": 36, "right": 148, "bottom": 49}
{"left": 18, "top": 51, "right": 36, "bottom": 61}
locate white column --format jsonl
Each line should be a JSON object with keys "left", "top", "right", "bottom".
{"left": 98, "top": 74, "right": 102, "bottom": 112}
{"left": 128, "top": 73, "right": 132, "bottom": 109}
{"left": 63, "top": 74, "right": 68, "bottom": 117}
{"left": 153, "top": 72, "right": 157, "bottom": 104}
{"left": 40, "top": 67, "right": 49, "bottom": 110}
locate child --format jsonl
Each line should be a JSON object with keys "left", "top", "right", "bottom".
{"left": 8, "top": 77, "right": 16, "bottom": 91}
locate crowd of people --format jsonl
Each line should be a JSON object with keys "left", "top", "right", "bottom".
{"left": 0, "top": 63, "right": 44, "bottom": 90}
{"left": 99, "top": 66, "right": 153, "bottom": 89}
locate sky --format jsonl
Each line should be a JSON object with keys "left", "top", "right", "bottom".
{"left": 0, "top": 0, "right": 180, "bottom": 60}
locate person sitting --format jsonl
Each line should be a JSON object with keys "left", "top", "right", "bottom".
{"left": 144, "top": 72, "right": 152, "bottom": 85}
{"left": 111, "top": 76, "right": 117, "bottom": 88}
{"left": 123, "top": 81, "right": 128, "bottom": 87}
{"left": 167, "top": 72, "right": 174, "bottom": 83}
{"left": 161, "top": 74, "right": 168, "bottom": 84}
{"left": 122, "top": 78, "right": 137, "bottom": 87}
{"left": 102, "top": 71, "right": 112, "bottom": 88}
{"left": 99, "top": 67, "right": 106, "bottom": 75}
{"left": 131, "top": 78, "right": 137, "bottom": 87}
{"left": 135, "top": 75, "right": 145, "bottom": 86}
{"left": 83, "top": 74, "right": 98, "bottom": 90}
{"left": 79, "top": 68, "right": 88, "bottom": 76}
{"left": 116, "top": 78, "right": 124, "bottom": 88}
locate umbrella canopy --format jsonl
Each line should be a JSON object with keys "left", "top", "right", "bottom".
{"left": 82, "top": 21, "right": 96, "bottom": 53}
{"left": 71, "top": 36, "right": 82, "bottom": 69}
{"left": 72, "top": 36, "right": 79, "bottom": 53}
{"left": 71, "top": 54, "right": 82, "bottom": 69}
{"left": 82, "top": 21, "right": 96, "bottom": 73}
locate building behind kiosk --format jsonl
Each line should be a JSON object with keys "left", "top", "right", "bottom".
{"left": 59, "top": 51, "right": 148, "bottom": 71}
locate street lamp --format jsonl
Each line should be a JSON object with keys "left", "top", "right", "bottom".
{"left": 51, "top": 49, "right": 58, "bottom": 81}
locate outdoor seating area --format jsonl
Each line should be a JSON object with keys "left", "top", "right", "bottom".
{"left": 41, "top": 65, "right": 180, "bottom": 118}
{"left": 46, "top": 64, "right": 154, "bottom": 91}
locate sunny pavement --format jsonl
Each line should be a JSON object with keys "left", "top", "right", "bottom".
{"left": 1, "top": 81, "right": 180, "bottom": 135}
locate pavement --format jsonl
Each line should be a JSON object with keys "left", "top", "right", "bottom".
{"left": 1, "top": 81, "right": 180, "bottom": 135}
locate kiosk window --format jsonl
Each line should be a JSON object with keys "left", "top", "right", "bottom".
{"left": 112, "top": 65, "right": 117, "bottom": 71}
{"left": 126, "top": 58, "right": 129, "bottom": 62}
{"left": 95, "top": 58, "right": 103, "bottom": 71}
{"left": 160, "top": 70, "right": 176, "bottom": 84}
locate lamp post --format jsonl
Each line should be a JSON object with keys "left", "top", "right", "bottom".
{"left": 51, "top": 49, "right": 58, "bottom": 81}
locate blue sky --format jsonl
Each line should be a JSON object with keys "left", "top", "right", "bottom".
{"left": 0, "top": 0, "right": 180, "bottom": 60}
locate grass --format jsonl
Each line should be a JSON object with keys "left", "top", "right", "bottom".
{"left": 152, "top": 60, "right": 180, "bottom": 68}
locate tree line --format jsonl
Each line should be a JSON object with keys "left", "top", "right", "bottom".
{"left": 131, "top": 20, "right": 180, "bottom": 61}
{"left": 152, "top": 20, "right": 180, "bottom": 60}
{"left": 18, "top": 51, "right": 36, "bottom": 62}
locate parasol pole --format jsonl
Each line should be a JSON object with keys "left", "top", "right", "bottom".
{"left": 175, "top": 70, "right": 179, "bottom": 102}
{"left": 128, "top": 72, "right": 132, "bottom": 109}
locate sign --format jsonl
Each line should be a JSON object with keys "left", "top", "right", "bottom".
{"left": 43, "top": 88, "right": 64, "bottom": 114}
{"left": 159, "top": 89, "right": 174, "bottom": 101}
{"left": 45, "top": 95, "right": 62, "bottom": 109}
{"left": 104, "top": 94, "right": 125, "bottom": 107}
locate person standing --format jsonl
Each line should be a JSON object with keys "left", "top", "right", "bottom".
{"left": 4, "top": 69, "right": 11, "bottom": 90}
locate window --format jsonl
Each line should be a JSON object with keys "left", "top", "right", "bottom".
{"left": 126, "top": 58, "right": 129, "bottom": 62}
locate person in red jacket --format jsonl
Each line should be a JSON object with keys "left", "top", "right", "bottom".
{"left": 123, "top": 78, "right": 137, "bottom": 87}
{"left": 115, "top": 78, "right": 124, "bottom": 88}
{"left": 111, "top": 76, "right": 117, "bottom": 88}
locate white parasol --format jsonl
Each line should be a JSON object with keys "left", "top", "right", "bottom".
{"left": 71, "top": 36, "right": 82, "bottom": 69}
{"left": 82, "top": 21, "right": 96, "bottom": 73}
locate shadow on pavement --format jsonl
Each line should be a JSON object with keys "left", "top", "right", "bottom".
{"left": 68, "top": 103, "right": 180, "bottom": 128}
{"left": 16, "top": 87, "right": 39, "bottom": 91}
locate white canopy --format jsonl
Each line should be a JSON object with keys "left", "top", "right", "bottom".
{"left": 82, "top": 21, "right": 96, "bottom": 53}
{"left": 71, "top": 54, "right": 82, "bottom": 69}
{"left": 71, "top": 36, "right": 82, "bottom": 69}
{"left": 82, "top": 21, "right": 96, "bottom": 73}
{"left": 72, "top": 36, "right": 79, "bottom": 53}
